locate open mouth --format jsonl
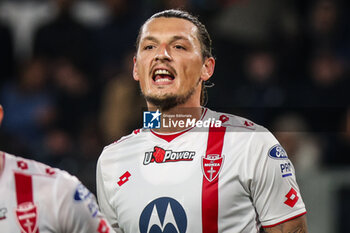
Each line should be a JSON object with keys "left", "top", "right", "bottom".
{"left": 153, "top": 69, "right": 175, "bottom": 84}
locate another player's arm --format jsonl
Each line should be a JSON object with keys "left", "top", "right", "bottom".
{"left": 262, "top": 215, "right": 308, "bottom": 233}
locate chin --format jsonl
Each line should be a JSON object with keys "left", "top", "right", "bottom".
{"left": 143, "top": 94, "right": 179, "bottom": 111}
{"left": 142, "top": 82, "right": 197, "bottom": 110}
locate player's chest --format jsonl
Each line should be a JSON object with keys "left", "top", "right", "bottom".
{"left": 112, "top": 134, "right": 249, "bottom": 188}
{"left": 108, "top": 138, "right": 249, "bottom": 232}
{"left": 0, "top": 177, "right": 56, "bottom": 233}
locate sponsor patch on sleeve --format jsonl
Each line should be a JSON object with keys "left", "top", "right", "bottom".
{"left": 74, "top": 184, "right": 99, "bottom": 217}
{"left": 280, "top": 162, "right": 293, "bottom": 178}
{"left": 74, "top": 184, "right": 92, "bottom": 201}
{"left": 268, "top": 144, "right": 288, "bottom": 160}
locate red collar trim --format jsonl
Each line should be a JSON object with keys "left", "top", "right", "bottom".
{"left": 150, "top": 108, "right": 208, "bottom": 142}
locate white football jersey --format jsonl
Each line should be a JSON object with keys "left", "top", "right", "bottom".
{"left": 97, "top": 108, "right": 306, "bottom": 233}
{"left": 0, "top": 152, "right": 113, "bottom": 233}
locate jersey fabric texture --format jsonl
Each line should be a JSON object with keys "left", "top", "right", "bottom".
{"left": 0, "top": 152, "right": 113, "bottom": 233}
{"left": 96, "top": 108, "right": 306, "bottom": 233}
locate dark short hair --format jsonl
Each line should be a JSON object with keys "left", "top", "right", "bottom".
{"left": 135, "top": 9, "right": 213, "bottom": 60}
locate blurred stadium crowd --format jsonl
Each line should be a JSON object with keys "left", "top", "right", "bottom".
{"left": 0, "top": 0, "right": 349, "bottom": 193}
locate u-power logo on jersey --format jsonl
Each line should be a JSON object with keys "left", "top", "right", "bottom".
{"left": 143, "top": 146, "right": 195, "bottom": 165}
{"left": 139, "top": 197, "right": 187, "bottom": 233}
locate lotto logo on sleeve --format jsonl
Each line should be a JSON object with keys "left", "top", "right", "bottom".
{"left": 284, "top": 188, "right": 299, "bottom": 207}
{"left": 97, "top": 219, "right": 110, "bottom": 233}
{"left": 143, "top": 110, "right": 161, "bottom": 129}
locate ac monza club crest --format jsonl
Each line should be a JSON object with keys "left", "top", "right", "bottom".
{"left": 202, "top": 154, "right": 224, "bottom": 182}
{"left": 15, "top": 202, "right": 39, "bottom": 233}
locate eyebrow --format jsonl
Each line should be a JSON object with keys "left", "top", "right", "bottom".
{"left": 142, "top": 35, "right": 190, "bottom": 44}
{"left": 142, "top": 36, "right": 159, "bottom": 44}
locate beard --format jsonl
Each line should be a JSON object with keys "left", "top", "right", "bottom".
{"left": 143, "top": 86, "right": 197, "bottom": 111}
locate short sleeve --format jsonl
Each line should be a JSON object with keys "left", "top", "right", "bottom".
{"left": 55, "top": 172, "right": 114, "bottom": 233}
{"left": 96, "top": 155, "right": 123, "bottom": 232}
{"left": 249, "top": 130, "right": 307, "bottom": 227}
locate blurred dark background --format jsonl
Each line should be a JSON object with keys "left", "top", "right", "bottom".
{"left": 0, "top": 0, "right": 349, "bottom": 231}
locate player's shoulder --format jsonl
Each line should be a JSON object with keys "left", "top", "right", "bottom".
{"left": 206, "top": 108, "right": 263, "bottom": 132}
{"left": 104, "top": 128, "right": 143, "bottom": 149}
{"left": 205, "top": 109, "right": 284, "bottom": 159}
{"left": 3, "top": 151, "right": 79, "bottom": 184}
{"left": 3, "top": 152, "right": 59, "bottom": 177}
{"left": 100, "top": 128, "right": 144, "bottom": 157}
{"left": 206, "top": 108, "right": 278, "bottom": 146}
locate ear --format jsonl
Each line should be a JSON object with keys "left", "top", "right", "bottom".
{"left": 0, "top": 105, "right": 3, "bottom": 126}
{"left": 200, "top": 57, "right": 215, "bottom": 81}
{"left": 133, "top": 56, "right": 139, "bottom": 81}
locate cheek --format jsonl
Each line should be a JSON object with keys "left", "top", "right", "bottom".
{"left": 183, "top": 61, "right": 203, "bottom": 81}
{"left": 136, "top": 54, "right": 152, "bottom": 75}
{"left": 136, "top": 60, "right": 149, "bottom": 82}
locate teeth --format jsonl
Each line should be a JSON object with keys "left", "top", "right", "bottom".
{"left": 155, "top": 78, "right": 172, "bottom": 83}
{"left": 154, "top": 69, "right": 172, "bottom": 75}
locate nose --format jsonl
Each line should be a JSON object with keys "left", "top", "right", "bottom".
{"left": 154, "top": 44, "right": 171, "bottom": 62}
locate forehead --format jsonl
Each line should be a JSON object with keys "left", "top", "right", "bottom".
{"left": 140, "top": 17, "right": 199, "bottom": 42}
